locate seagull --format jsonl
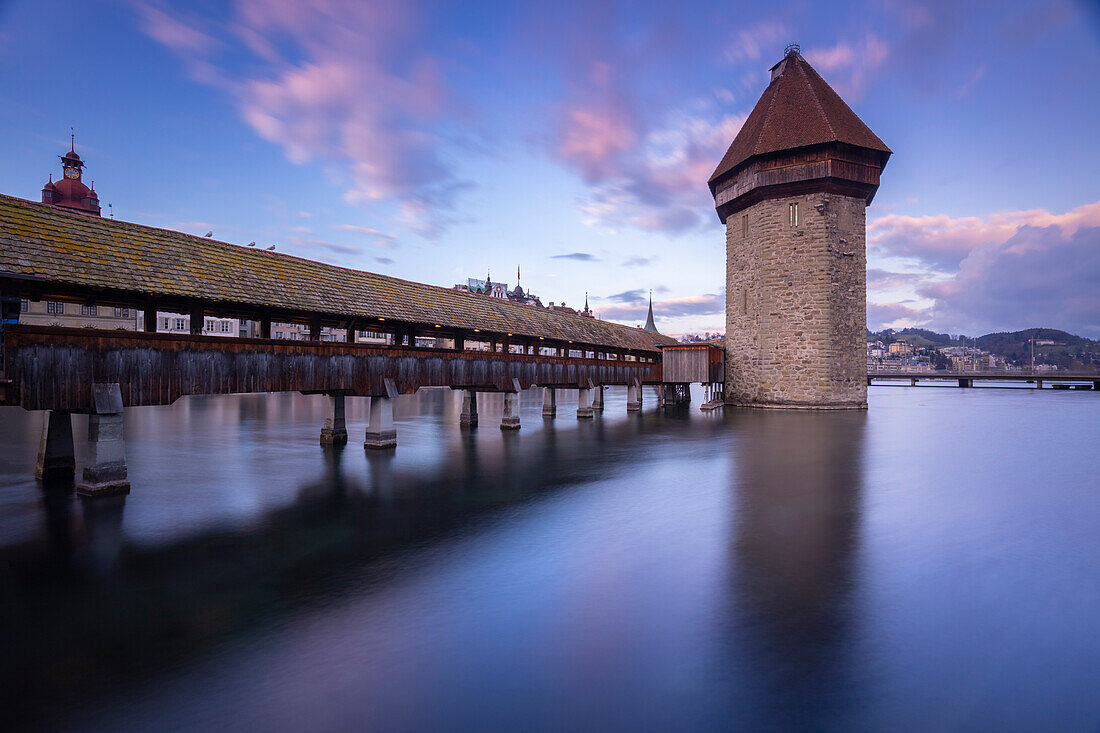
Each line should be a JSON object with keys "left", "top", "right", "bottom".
{"left": 204, "top": 231, "right": 213, "bottom": 238}
{"left": 248, "top": 241, "right": 256, "bottom": 247}
{"left": 265, "top": 245, "right": 276, "bottom": 251}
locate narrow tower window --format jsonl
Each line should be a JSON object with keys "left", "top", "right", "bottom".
{"left": 741, "top": 213, "right": 748, "bottom": 237}
{"left": 789, "top": 202, "right": 799, "bottom": 227}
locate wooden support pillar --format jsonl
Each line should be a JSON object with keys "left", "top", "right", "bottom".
{"left": 36, "top": 411, "right": 75, "bottom": 483}
{"left": 1036, "top": 379, "right": 1043, "bottom": 390}
{"left": 260, "top": 314, "right": 272, "bottom": 339}
{"left": 190, "top": 304, "right": 204, "bottom": 335}
{"left": 911, "top": 377, "right": 918, "bottom": 386}
{"left": 308, "top": 316, "right": 321, "bottom": 342}
{"left": 143, "top": 303, "right": 157, "bottom": 333}
{"left": 77, "top": 383, "right": 130, "bottom": 496}
{"left": 542, "top": 387, "right": 557, "bottom": 418}
{"left": 592, "top": 384, "right": 604, "bottom": 412}
{"left": 345, "top": 321, "right": 356, "bottom": 343}
{"left": 500, "top": 392, "right": 521, "bottom": 430}
{"left": 320, "top": 394, "right": 348, "bottom": 445}
{"left": 455, "top": 330, "right": 466, "bottom": 352}
{"left": 460, "top": 389, "right": 478, "bottom": 428}
{"left": 577, "top": 387, "right": 594, "bottom": 420}
{"left": 364, "top": 395, "right": 397, "bottom": 449}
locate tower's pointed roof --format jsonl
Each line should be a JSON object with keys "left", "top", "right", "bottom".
{"left": 709, "top": 48, "right": 890, "bottom": 190}
{"left": 643, "top": 291, "right": 659, "bottom": 333}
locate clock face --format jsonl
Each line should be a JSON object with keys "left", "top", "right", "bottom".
{"left": 64, "top": 166, "right": 79, "bottom": 180}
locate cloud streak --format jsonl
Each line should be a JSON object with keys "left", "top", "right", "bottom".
{"left": 133, "top": 0, "right": 471, "bottom": 238}
{"left": 600, "top": 292, "right": 724, "bottom": 322}
{"left": 550, "top": 252, "right": 600, "bottom": 261}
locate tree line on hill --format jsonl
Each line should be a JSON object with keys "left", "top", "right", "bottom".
{"left": 866, "top": 327, "right": 1100, "bottom": 371}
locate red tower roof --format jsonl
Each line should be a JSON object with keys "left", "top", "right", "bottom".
{"left": 709, "top": 49, "right": 890, "bottom": 190}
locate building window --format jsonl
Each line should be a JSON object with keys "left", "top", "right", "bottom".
{"left": 20, "top": 299, "right": 28, "bottom": 312}
{"left": 174, "top": 318, "right": 186, "bottom": 331}
{"left": 789, "top": 202, "right": 799, "bottom": 227}
{"left": 205, "top": 319, "right": 216, "bottom": 332}
{"left": 161, "top": 317, "right": 170, "bottom": 330}
{"left": 114, "top": 307, "right": 130, "bottom": 318}
{"left": 220, "top": 321, "right": 230, "bottom": 333}
{"left": 741, "top": 214, "right": 748, "bottom": 237}
{"left": 47, "top": 301, "right": 64, "bottom": 315}
{"left": 80, "top": 305, "right": 98, "bottom": 316}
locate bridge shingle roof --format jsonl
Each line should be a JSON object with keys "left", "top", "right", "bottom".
{"left": 0, "top": 194, "right": 676, "bottom": 353}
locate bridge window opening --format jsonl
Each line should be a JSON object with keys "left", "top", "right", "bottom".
{"left": 741, "top": 213, "right": 748, "bottom": 237}
{"left": 625, "top": 354, "right": 637, "bottom": 362}
{"left": 789, "top": 202, "right": 800, "bottom": 227}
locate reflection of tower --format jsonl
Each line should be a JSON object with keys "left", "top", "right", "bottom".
{"left": 710, "top": 45, "right": 889, "bottom": 408}
{"left": 729, "top": 409, "right": 865, "bottom": 722}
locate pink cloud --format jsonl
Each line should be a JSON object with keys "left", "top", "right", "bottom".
{"left": 804, "top": 34, "right": 889, "bottom": 100}
{"left": 558, "top": 107, "right": 637, "bottom": 182}
{"left": 870, "top": 200, "right": 1100, "bottom": 269}
{"left": 916, "top": 223, "right": 1100, "bottom": 336}
{"left": 132, "top": 0, "right": 468, "bottom": 238}
{"left": 723, "top": 20, "right": 790, "bottom": 64}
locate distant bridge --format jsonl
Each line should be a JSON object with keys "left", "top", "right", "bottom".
{"left": 867, "top": 371, "right": 1098, "bottom": 389}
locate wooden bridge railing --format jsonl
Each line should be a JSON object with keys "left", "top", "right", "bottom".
{"left": 0, "top": 326, "right": 663, "bottom": 412}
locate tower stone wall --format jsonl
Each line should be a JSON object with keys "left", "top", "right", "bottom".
{"left": 725, "top": 192, "right": 867, "bottom": 408}
{"left": 710, "top": 47, "right": 888, "bottom": 409}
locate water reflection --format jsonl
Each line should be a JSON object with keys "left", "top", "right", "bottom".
{"left": 0, "top": 390, "right": 717, "bottom": 729}
{"left": 725, "top": 409, "right": 865, "bottom": 730}
{"left": 3, "top": 387, "right": 1098, "bottom": 732}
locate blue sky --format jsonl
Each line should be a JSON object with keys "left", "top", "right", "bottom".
{"left": 1, "top": 0, "right": 1098, "bottom": 336}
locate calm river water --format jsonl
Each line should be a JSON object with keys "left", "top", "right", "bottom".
{"left": 1, "top": 386, "right": 1098, "bottom": 732}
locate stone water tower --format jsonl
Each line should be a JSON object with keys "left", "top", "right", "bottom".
{"left": 709, "top": 45, "right": 890, "bottom": 409}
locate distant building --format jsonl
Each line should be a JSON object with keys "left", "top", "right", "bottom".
{"left": 453, "top": 270, "right": 596, "bottom": 319}
{"left": 643, "top": 291, "right": 659, "bottom": 334}
{"left": 139, "top": 312, "right": 239, "bottom": 337}
{"left": 19, "top": 298, "right": 138, "bottom": 330}
{"left": 41, "top": 134, "right": 101, "bottom": 216}
{"left": 455, "top": 272, "right": 544, "bottom": 308}
{"left": 888, "top": 341, "right": 912, "bottom": 355}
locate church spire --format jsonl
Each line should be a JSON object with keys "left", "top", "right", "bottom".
{"left": 643, "top": 290, "right": 659, "bottom": 333}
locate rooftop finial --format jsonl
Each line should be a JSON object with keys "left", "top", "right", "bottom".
{"left": 70, "top": 127, "right": 75, "bottom": 153}
{"left": 784, "top": 42, "right": 800, "bottom": 56}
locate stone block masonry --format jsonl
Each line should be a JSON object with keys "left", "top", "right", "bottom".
{"left": 725, "top": 192, "right": 867, "bottom": 409}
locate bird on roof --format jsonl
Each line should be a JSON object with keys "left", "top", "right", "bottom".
{"left": 248, "top": 241, "right": 256, "bottom": 247}
{"left": 265, "top": 245, "right": 275, "bottom": 250}
{"left": 204, "top": 231, "right": 213, "bottom": 238}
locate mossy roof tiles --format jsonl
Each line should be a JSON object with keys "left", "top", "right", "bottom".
{"left": 0, "top": 194, "right": 676, "bottom": 352}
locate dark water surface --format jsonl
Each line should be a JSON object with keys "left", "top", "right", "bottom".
{"left": 1, "top": 386, "right": 1098, "bottom": 732}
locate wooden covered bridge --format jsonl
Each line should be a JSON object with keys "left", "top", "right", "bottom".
{"left": 0, "top": 193, "right": 684, "bottom": 494}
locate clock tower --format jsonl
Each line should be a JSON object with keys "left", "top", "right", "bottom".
{"left": 41, "top": 134, "right": 101, "bottom": 215}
